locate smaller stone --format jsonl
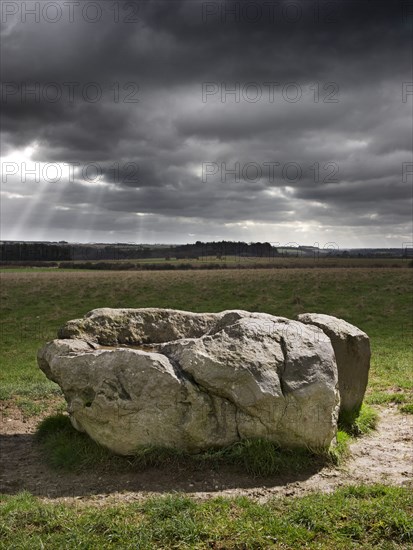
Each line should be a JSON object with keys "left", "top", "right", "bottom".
{"left": 297, "top": 313, "right": 371, "bottom": 414}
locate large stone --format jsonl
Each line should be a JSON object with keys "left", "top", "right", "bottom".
{"left": 38, "top": 308, "right": 343, "bottom": 455}
{"left": 297, "top": 313, "right": 371, "bottom": 413}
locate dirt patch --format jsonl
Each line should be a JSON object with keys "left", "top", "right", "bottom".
{"left": 0, "top": 402, "right": 411, "bottom": 506}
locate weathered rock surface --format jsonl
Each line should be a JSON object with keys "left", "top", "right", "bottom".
{"left": 37, "top": 308, "right": 349, "bottom": 455}
{"left": 297, "top": 313, "right": 371, "bottom": 413}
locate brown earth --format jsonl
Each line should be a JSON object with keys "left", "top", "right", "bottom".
{"left": 0, "top": 400, "right": 411, "bottom": 506}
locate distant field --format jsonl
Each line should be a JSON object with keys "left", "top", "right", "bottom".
{"left": 1, "top": 255, "right": 411, "bottom": 271}
{"left": 1, "top": 267, "right": 412, "bottom": 407}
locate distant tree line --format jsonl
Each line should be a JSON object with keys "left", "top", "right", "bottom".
{"left": 0, "top": 240, "right": 409, "bottom": 263}
{"left": 0, "top": 240, "right": 281, "bottom": 262}
{"left": 0, "top": 242, "right": 151, "bottom": 262}
{"left": 171, "top": 241, "right": 280, "bottom": 259}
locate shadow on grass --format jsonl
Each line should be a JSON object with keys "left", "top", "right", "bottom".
{"left": 35, "top": 414, "right": 334, "bottom": 477}
{"left": 0, "top": 412, "right": 338, "bottom": 499}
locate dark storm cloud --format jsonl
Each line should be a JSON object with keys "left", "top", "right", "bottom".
{"left": 1, "top": 0, "right": 412, "bottom": 244}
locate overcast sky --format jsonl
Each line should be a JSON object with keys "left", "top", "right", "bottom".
{"left": 1, "top": 0, "right": 412, "bottom": 247}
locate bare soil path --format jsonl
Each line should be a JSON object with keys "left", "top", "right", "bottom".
{"left": 0, "top": 403, "right": 411, "bottom": 505}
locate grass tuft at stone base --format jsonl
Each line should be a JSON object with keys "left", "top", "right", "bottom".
{"left": 338, "top": 403, "right": 379, "bottom": 436}
{"left": 36, "top": 414, "right": 347, "bottom": 477}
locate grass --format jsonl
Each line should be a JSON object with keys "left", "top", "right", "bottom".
{"left": 327, "top": 431, "right": 351, "bottom": 466}
{"left": 338, "top": 403, "right": 379, "bottom": 436}
{"left": 210, "top": 438, "right": 320, "bottom": 477}
{"left": 13, "top": 397, "right": 66, "bottom": 419}
{"left": 36, "top": 414, "right": 345, "bottom": 476}
{"left": 0, "top": 485, "right": 412, "bottom": 549}
{"left": 35, "top": 415, "right": 116, "bottom": 471}
{"left": 400, "top": 403, "right": 413, "bottom": 414}
{"left": 367, "top": 392, "right": 408, "bottom": 405}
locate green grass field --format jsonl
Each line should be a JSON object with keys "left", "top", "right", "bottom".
{"left": 1, "top": 267, "right": 412, "bottom": 548}
{"left": 1, "top": 485, "right": 412, "bottom": 549}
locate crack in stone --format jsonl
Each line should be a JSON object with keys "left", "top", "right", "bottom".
{"left": 278, "top": 335, "right": 289, "bottom": 400}
{"left": 159, "top": 345, "right": 264, "bottom": 442}
{"left": 158, "top": 349, "right": 243, "bottom": 444}
{"left": 233, "top": 411, "right": 242, "bottom": 441}
{"left": 116, "top": 374, "right": 132, "bottom": 401}
{"left": 275, "top": 335, "right": 292, "bottom": 433}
